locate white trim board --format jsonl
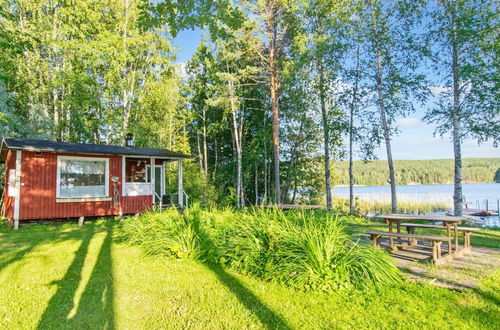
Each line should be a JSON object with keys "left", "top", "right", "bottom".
{"left": 13, "top": 151, "right": 22, "bottom": 223}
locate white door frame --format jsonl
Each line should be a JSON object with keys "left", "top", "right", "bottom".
{"left": 146, "top": 165, "right": 164, "bottom": 197}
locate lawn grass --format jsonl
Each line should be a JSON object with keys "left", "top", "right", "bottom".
{"left": 0, "top": 218, "right": 498, "bottom": 329}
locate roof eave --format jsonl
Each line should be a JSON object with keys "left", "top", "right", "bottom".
{"left": 0, "top": 138, "right": 8, "bottom": 163}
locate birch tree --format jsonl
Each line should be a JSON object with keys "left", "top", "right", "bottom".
{"left": 423, "top": 0, "right": 499, "bottom": 215}
{"left": 353, "top": 0, "right": 428, "bottom": 213}
{"left": 208, "top": 23, "right": 263, "bottom": 207}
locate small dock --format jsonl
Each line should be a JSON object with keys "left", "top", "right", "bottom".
{"left": 446, "top": 209, "right": 499, "bottom": 217}
{"left": 263, "top": 204, "right": 323, "bottom": 210}
{"left": 463, "top": 209, "right": 498, "bottom": 216}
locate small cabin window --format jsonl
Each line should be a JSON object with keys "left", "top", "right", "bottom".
{"left": 57, "top": 156, "right": 109, "bottom": 198}
{"left": 125, "top": 158, "right": 151, "bottom": 183}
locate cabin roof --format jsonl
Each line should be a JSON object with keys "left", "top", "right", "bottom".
{"left": 0, "top": 138, "right": 192, "bottom": 162}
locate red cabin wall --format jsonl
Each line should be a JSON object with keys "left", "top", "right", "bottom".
{"left": 15, "top": 151, "right": 152, "bottom": 221}
{"left": 2, "top": 150, "right": 16, "bottom": 220}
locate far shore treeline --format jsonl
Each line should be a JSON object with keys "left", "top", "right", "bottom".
{"left": 334, "top": 158, "right": 500, "bottom": 187}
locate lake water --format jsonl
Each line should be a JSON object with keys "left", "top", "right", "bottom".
{"left": 333, "top": 183, "right": 500, "bottom": 227}
{"left": 333, "top": 183, "right": 499, "bottom": 207}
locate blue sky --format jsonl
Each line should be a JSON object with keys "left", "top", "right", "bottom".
{"left": 172, "top": 29, "right": 499, "bottom": 161}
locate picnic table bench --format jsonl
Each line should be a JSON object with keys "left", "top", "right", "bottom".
{"left": 367, "top": 231, "right": 451, "bottom": 263}
{"left": 401, "top": 223, "right": 481, "bottom": 250}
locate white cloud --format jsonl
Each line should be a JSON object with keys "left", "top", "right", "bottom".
{"left": 176, "top": 62, "right": 187, "bottom": 79}
{"left": 430, "top": 85, "right": 450, "bottom": 97}
{"left": 396, "top": 117, "right": 422, "bottom": 128}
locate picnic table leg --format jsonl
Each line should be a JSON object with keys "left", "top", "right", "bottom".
{"left": 445, "top": 223, "right": 452, "bottom": 255}
{"left": 454, "top": 224, "right": 459, "bottom": 252}
{"left": 406, "top": 227, "right": 417, "bottom": 247}
{"left": 387, "top": 220, "right": 395, "bottom": 250}
{"left": 432, "top": 241, "right": 438, "bottom": 262}
{"left": 464, "top": 232, "right": 470, "bottom": 249}
{"left": 396, "top": 221, "right": 402, "bottom": 245}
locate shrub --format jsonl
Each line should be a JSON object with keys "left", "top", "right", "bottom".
{"left": 117, "top": 208, "right": 201, "bottom": 259}
{"left": 117, "top": 206, "right": 402, "bottom": 292}
{"left": 263, "top": 212, "right": 401, "bottom": 291}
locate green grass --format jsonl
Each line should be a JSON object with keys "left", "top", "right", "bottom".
{"left": 0, "top": 216, "right": 499, "bottom": 329}
{"left": 118, "top": 207, "right": 402, "bottom": 291}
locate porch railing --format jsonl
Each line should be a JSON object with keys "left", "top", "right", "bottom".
{"left": 156, "top": 191, "right": 189, "bottom": 210}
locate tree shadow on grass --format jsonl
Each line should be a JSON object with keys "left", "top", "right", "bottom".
{"left": 0, "top": 226, "right": 93, "bottom": 274}
{"left": 202, "top": 262, "right": 291, "bottom": 330}
{"left": 193, "top": 217, "right": 291, "bottom": 330}
{"left": 37, "top": 221, "right": 114, "bottom": 329}
{"left": 66, "top": 223, "right": 114, "bottom": 329}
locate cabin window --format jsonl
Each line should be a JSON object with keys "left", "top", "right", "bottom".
{"left": 57, "top": 156, "right": 109, "bottom": 198}
{"left": 125, "top": 158, "right": 151, "bottom": 183}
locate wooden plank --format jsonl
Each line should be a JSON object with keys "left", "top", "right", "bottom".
{"left": 401, "top": 223, "right": 447, "bottom": 229}
{"left": 378, "top": 214, "right": 466, "bottom": 222}
{"left": 263, "top": 204, "right": 323, "bottom": 210}
{"left": 365, "top": 231, "right": 451, "bottom": 241}
{"left": 401, "top": 223, "right": 481, "bottom": 232}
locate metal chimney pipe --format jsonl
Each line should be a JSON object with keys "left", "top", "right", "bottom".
{"left": 125, "top": 133, "right": 134, "bottom": 147}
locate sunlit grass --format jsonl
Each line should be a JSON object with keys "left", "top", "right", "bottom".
{"left": 0, "top": 216, "right": 498, "bottom": 329}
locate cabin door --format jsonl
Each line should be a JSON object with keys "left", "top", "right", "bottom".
{"left": 153, "top": 165, "right": 164, "bottom": 203}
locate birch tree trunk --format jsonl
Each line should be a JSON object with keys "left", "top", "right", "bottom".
{"left": 230, "top": 80, "right": 243, "bottom": 208}
{"left": 348, "top": 113, "right": 355, "bottom": 214}
{"left": 372, "top": 10, "right": 397, "bottom": 214}
{"left": 451, "top": 8, "right": 463, "bottom": 216}
{"left": 197, "top": 132, "right": 203, "bottom": 172}
{"left": 264, "top": 145, "right": 268, "bottom": 204}
{"left": 202, "top": 106, "right": 208, "bottom": 175}
{"left": 318, "top": 60, "right": 332, "bottom": 212}
{"left": 267, "top": 7, "right": 281, "bottom": 204}
{"left": 349, "top": 46, "right": 360, "bottom": 215}
{"left": 255, "top": 164, "right": 259, "bottom": 204}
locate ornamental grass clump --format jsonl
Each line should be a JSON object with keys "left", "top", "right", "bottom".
{"left": 117, "top": 208, "right": 201, "bottom": 259}
{"left": 262, "top": 211, "right": 402, "bottom": 291}
{"left": 117, "top": 206, "right": 402, "bottom": 292}
{"left": 215, "top": 209, "right": 278, "bottom": 277}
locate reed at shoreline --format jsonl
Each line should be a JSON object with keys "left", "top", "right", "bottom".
{"left": 333, "top": 198, "right": 449, "bottom": 215}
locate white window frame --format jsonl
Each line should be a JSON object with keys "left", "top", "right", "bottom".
{"left": 122, "top": 156, "right": 151, "bottom": 196}
{"left": 56, "top": 155, "right": 110, "bottom": 199}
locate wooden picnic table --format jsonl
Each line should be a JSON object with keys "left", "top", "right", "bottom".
{"left": 378, "top": 214, "right": 467, "bottom": 252}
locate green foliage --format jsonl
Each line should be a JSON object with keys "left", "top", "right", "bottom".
{"left": 0, "top": 0, "right": 185, "bottom": 149}
{"left": 117, "top": 208, "right": 201, "bottom": 259}
{"left": 423, "top": 0, "right": 499, "bottom": 145}
{"left": 118, "top": 207, "right": 402, "bottom": 292}
{"left": 333, "top": 158, "right": 500, "bottom": 186}
{"left": 263, "top": 212, "right": 401, "bottom": 291}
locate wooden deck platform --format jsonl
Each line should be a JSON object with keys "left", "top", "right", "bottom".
{"left": 463, "top": 208, "right": 498, "bottom": 216}
{"left": 263, "top": 204, "right": 323, "bottom": 210}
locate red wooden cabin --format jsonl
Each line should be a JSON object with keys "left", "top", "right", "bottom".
{"left": 1, "top": 138, "right": 191, "bottom": 229}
